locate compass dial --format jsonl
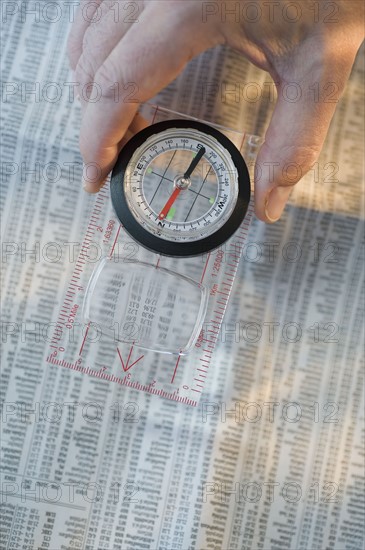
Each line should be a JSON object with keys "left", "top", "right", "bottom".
{"left": 110, "top": 120, "right": 250, "bottom": 257}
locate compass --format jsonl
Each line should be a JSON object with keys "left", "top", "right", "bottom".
{"left": 110, "top": 119, "right": 251, "bottom": 257}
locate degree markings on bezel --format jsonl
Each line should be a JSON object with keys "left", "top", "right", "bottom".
{"left": 129, "top": 137, "right": 230, "bottom": 232}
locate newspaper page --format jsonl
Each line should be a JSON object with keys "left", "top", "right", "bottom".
{"left": 1, "top": 2, "right": 364, "bottom": 550}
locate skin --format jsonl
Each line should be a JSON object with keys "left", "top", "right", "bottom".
{"left": 68, "top": 0, "right": 364, "bottom": 222}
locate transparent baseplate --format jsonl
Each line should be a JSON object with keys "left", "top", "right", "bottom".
{"left": 46, "top": 104, "right": 262, "bottom": 406}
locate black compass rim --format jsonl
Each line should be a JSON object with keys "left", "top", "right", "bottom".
{"left": 110, "top": 119, "right": 251, "bottom": 257}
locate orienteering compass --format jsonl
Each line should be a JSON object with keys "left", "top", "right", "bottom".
{"left": 110, "top": 119, "right": 251, "bottom": 257}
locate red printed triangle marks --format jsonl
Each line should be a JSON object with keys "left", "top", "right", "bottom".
{"left": 117, "top": 345, "right": 144, "bottom": 372}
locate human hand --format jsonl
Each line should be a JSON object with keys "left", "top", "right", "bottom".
{"left": 68, "top": 0, "right": 364, "bottom": 222}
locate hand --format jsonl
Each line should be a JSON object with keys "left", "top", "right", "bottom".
{"left": 68, "top": 0, "right": 364, "bottom": 222}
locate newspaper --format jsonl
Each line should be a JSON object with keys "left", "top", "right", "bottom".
{"left": 1, "top": 3, "right": 364, "bottom": 549}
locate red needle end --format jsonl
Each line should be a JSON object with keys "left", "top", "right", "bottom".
{"left": 158, "top": 187, "right": 181, "bottom": 221}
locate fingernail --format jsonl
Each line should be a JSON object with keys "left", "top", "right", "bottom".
{"left": 82, "top": 163, "right": 101, "bottom": 193}
{"left": 264, "top": 186, "right": 293, "bottom": 223}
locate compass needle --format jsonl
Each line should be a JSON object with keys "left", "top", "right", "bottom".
{"left": 158, "top": 187, "right": 181, "bottom": 220}
{"left": 158, "top": 145, "right": 206, "bottom": 220}
{"left": 183, "top": 146, "right": 206, "bottom": 179}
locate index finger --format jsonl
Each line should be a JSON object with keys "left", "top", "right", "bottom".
{"left": 80, "top": 3, "right": 220, "bottom": 191}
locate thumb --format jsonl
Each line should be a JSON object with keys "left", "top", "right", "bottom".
{"left": 254, "top": 43, "right": 358, "bottom": 223}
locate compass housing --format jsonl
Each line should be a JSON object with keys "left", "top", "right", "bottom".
{"left": 110, "top": 119, "right": 251, "bottom": 257}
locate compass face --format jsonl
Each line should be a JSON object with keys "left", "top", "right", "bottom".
{"left": 110, "top": 120, "right": 251, "bottom": 257}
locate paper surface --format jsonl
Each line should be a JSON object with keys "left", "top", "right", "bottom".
{"left": 1, "top": 4, "right": 364, "bottom": 549}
